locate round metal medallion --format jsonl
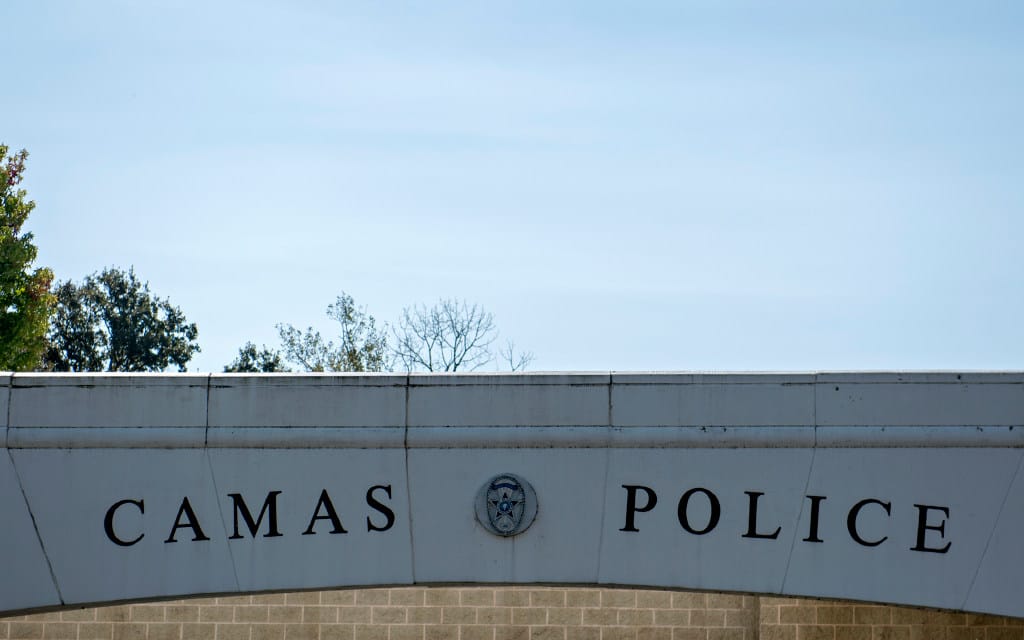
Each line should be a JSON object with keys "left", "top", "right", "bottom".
{"left": 475, "top": 473, "right": 538, "bottom": 537}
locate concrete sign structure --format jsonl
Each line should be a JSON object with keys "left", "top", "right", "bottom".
{"left": 2, "top": 372, "right": 1023, "bottom": 617}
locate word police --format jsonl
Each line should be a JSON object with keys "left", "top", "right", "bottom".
{"left": 619, "top": 485, "right": 951, "bottom": 553}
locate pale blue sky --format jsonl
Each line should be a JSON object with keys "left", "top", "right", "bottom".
{"left": 5, "top": 1, "right": 1023, "bottom": 372}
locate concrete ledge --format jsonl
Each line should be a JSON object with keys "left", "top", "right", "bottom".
{"left": 3, "top": 372, "right": 1022, "bottom": 448}
{"left": 611, "top": 381, "right": 815, "bottom": 426}
{"left": 407, "top": 375, "right": 609, "bottom": 427}
{"left": 609, "top": 425, "right": 816, "bottom": 448}
{"left": 10, "top": 373, "right": 208, "bottom": 428}
{"left": 208, "top": 373, "right": 406, "bottom": 428}
{"left": 10, "top": 425, "right": 1020, "bottom": 449}
{"left": 206, "top": 426, "right": 405, "bottom": 448}
{"left": 409, "top": 372, "right": 611, "bottom": 385}
{"left": 406, "top": 425, "right": 612, "bottom": 448}
{"left": 7, "top": 426, "right": 207, "bottom": 448}
{"left": 814, "top": 379, "right": 1024, "bottom": 426}
{"left": 815, "top": 425, "right": 1024, "bottom": 447}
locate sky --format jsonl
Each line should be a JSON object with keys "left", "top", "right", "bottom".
{"left": 4, "top": 1, "right": 1023, "bottom": 372}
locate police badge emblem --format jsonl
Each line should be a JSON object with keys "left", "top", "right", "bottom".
{"left": 475, "top": 473, "right": 538, "bottom": 537}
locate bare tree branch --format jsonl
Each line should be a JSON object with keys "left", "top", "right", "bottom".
{"left": 501, "top": 339, "right": 534, "bottom": 372}
{"left": 392, "top": 299, "right": 497, "bottom": 372}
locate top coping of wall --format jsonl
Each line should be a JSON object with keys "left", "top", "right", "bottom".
{"left": 4, "top": 372, "right": 1024, "bottom": 449}
{"left": 9, "top": 371, "right": 1024, "bottom": 384}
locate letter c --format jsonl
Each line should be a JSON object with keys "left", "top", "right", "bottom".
{"left": 104, "top": 499, "right": 145, "bottom": 547}
{"left": 847, "top": 498, "right": 890, "bottom": 547}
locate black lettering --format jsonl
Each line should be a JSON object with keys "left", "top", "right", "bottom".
{"left": 366, "top": 485, "right": 395, "bottom": 532}
{"left": 802, "top": 495, "right": 827, "bottom": 543}
{"left": 228, "top": 491, "right": 283, "bottom": 539}
{"left": 911, "top": 504, "right": 951, "bottom": 553}
{"left": 620, "top": 485, "right": 658, "bottom": 532}
{"left": 742, "top": 491, "right": 781, "bottom": 539}
{"left": 847, "top": 498, "right": 891, "bottom": 547}
{"left": 104, "top": 499, "right": 144, "bottom": 547}
{"left": 302, "top": 489, "right": 348, "bottom": 535}
{"left": 165, "top": 497, "right": 210, "bottom": 543}
{"left": 677, "top": 487, "right": 721, "bottom": 535}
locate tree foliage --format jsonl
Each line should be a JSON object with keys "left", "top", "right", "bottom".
{"left": 277, "top": 293, "right": 389, "bottom": 372}
{"left": 392, "top": 298, "right": 532, "bottom": 372}
{"left": 44, "top": 267, "right": 200, "bottom": 372}
{"left": 0, "top": 145, "right": 54, "bottom": 371}
{"left": 224, "top": 342, "right": 288, "bottom": 373}
{"left": 231, "top": 293, "right": 533, "bottom": 374}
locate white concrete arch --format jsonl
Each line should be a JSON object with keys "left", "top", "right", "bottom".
{"left": 2, "top": 373, "right": 1023, "bottom": 617}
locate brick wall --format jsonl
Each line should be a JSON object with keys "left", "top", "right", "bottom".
{"left": 3, "top": 589, "right": 1021, "bottom": 640}
{"left": 0, "top": 588, "right": 756, "bottom": 640}
{"left": 759, "top": 597, "right": 1024, "bottom": 640}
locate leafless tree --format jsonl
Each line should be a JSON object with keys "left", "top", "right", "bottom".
{"left": 500, "top": 339, "right": 534, "bottom": 372}
{"left": 392, "top": 298, "right": 499, "bottom": 372}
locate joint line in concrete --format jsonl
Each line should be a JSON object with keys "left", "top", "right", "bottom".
{"left": 8, "top": 448, "right": 64, "bottom": 605}
{"left": 962, "top": 449, "right": 1023, "bottom": 610}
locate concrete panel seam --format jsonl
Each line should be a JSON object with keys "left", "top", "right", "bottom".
{"left": 599, "top": 373, "right": 611, "bottom": 582}
{"left": 961, "top": 449, "right": 1024, "bottom": 610}
{"left": 4, "top": 374, "right": 10, "bottom": 449}
{"left": 6, "top": 448, "right": 64, "bottom": 605}
{"left": 404, "top": 375, "right": 417, "bottom": 584}
{"left": 784, "top": 377, "right": 816, "bottom": 590}
{"left": 205, "top": 449, "right": 241, "bottom": 594}
{"left": 607, "top": 374, "right": 612, "bottom": 429}
{"left": 780, "top": 447, "right": 816, "bottom": 594}
{"left": 594, "top": 437, "right": 612, "bottom": 584}
{"left": 205, "top": 374, "right": 211, "bottom": 448}
{"left": 812, "top": 374, "right": 818, "bottom": 435}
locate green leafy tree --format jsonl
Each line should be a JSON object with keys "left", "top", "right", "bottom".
{"left": 250, "top": 294, "right": 532, "bottom": 374}
{"left": 224, "top": 342, "right": 289, "bottom": 372}
{"left": 0, "top": 145, "right": 54, "bottom": 370}
{"left": 277, "top": 293, "right": 389, "bottom": 372}
{"left": 44, "top": 267, "right": 200, "bottom": 371}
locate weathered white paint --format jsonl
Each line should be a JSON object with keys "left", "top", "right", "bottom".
{"left": 2, "top": 372, "right": 1022, "bottom": 617}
